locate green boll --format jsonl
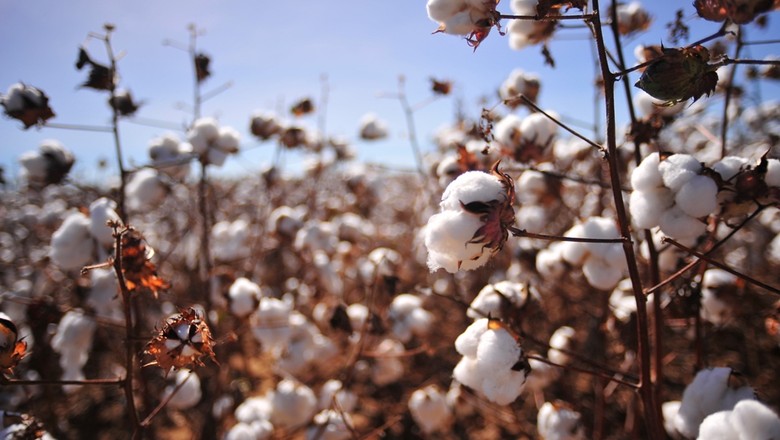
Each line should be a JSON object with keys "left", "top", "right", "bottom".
{"left": 635, "top": 45, "right": 719, "bottom": 105}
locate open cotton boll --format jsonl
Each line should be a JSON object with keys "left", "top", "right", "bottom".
{"left": 494, "top": 114, "right": 523, "bottom": 147}
{"left": 425, "top": 209, "right": 492, "bottom": 273}
{"left": 187, "top": 117, "right": 220, "bottom": 154}
{"left": 700, "top": 269, "right": 738, "bottom": 326}
{"left": 475, "top": 326, "right": 523, "bottom": 372}
{"left": 520, "top": 112, "right": 558, "bottom": 146}
{"left": 408, "top": 385, "right": 452, "bottom": 434}
{"left": 537, "top": 401, "right": 586, "bottom": 440}
{"left": 126, "top": 168, "right": 166, "bottom": 211}
{"left": 675, "top": 175, "right": 719, "bottom": 218}
{"left": 50, "top": 211, "right": 94, "bottom": 271}
{"left": 269, "top": 379, "right": 317, "bottom": 428}
{"left": 712, "top": 156, "right": 749, "bottom": 182}
{"left": 582, "top": 256, "right": 623, "bottom": 290}
{"left": 661, "top": 401, "right": 684, "bottom": 439}
{"left": 659, "top": 154, "right": 702, "bottom": 192}
{"left": 211, "top": 218, "right": 250, "bottom": 261}
{"left": 426, "top": 0, "right": 464, "bottom": 22}
{"left": 216, "top": 126, "right": 241, "bottom": 153}
{"left": 371, "top": 338, "right": 405, "bottom": 386}
{"left": 634, "top": 91, "right": 686, "bottom": 117}
{"left": 234, "top": 396, "right": 273, "bottom": 424}
{"left": 388, "top": 294, "right": 433, "bottom": 343}
{"left": 89, "top": 197, "right": 120, "bottom": 248}
{"left": 659, "top": 206, "right": 706, "bottom": 240}
{"left": 516, "top": 205, "right": 547, "bottom": 233}
{"left": 468, "top": 280, "right": 529, "bottom": 319}
{"left": 88, "top": 268, "right": 120, "bottom": 319}
{"left": 19, "top": 140, "right": 75, "bottom": 187}
{"left": 548, "top": 326, "right": 575, "bottom": 366}
{"left": 228, "top": 277, "right": 262, "bottom": 318}
{"left": 318, "top": 380, "right": 357, "bottom": 413}
{"left": 306, "top": 410, "right": 352, "bottom": 440}
{"left": 631, "top": 152, "right": 663, "bottom": 191}
{"left": 536, "top": 244, "right": 566, "bottom": 278}
{"left": 630, "top": 188, "right": 675, "bottom": 229}
{"left": 455, "top": 319, "right": 489, "bottom": 358}
{"left": 226, "top": 421, "right": 273, "bottom": 440}
{"left": 162, "top": 370, "right": 202, "bottom": 410}
{"left": 250, "top": 297, "right": 292, "bottom": 354}
{"left": 766, "top": 158, "right": 780, "bottom": 187}
{"left": 674, "top": 367, "right": 756, "bottom": 438}
{"left": 51, "top": 309, "right": 96, "bottom": 382}
{"left": 440, "top": 170, "right": 507, "bottom": 211}
{"left": 698, "top": 400, "right": 780, "bottom": 440}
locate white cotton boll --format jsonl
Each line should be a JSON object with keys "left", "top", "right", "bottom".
{"left": 630, "top": 188, "right": 675, "bottom": 229}
{"left": 768, "top": 234, "right": 780, "bottom": 265}
{"left": 425, "top": 209, "right": 489, "bottom": 273}
{"left": 318, "top": 380, "right": 357, "bottom": 412}
{"left": 634, "top": 91, "right": 686, "bottom": 117}
{"left": 728, "top": 399, "right": 780, "bottom": 439}
{"left": 675, "top": 367, "right": 755, "bottom": 438}
{"left": 631, "top": 152, "right": 663, "bottom": 191}
{"left": 582, "top": 256, "right": 623, "bottom": 290}
{"left": 126, "top": 168, "right": 166, "bottom": 211}
{"left": 307, "top": 410, "right": 352, "bottom": 440}
{"left": 500, "top": 68, "right": 540, "bottom": 102}
{"left": 188, "top": 117, "right": 219, "bottom": 152}
{"left": 494, "top": 114, "right": 523, "bottom": 147}
{"left": 712, "top": 156, "right": 748, "bottom": 182}
{"left": 436, "top": 155, "right": 461, "bottom": 187}
{"left": 225, "top": 421, "right": 273, "bottom": 440}
{"left": 409, "top": 385, "right": 452, "bottom": 434}
{"left": 659, "top": 207, "right": 706, "bottom": 240}
{"left": 426, "top": 0, "right": 465, "bottom": 22}
{"left": 269, "top": 379, "right": 317, "bottom": 428}
{"left": 475, "top": 326, "right": 522, "bottom": 372}
{"left": 453, "top": 356, "right": 482, "bottom": 392}
{"left": 346, "top": 303, "right": 369, "bottom": 332}
{"left": 163, "top": 370, "right": 202, "bottom": 410}
{"left": 268, "top": 205, "right": 305, "bottom": 237}
{"left": 51, "top": 309, "right": 96, "bottom": 372}
{"left": 481, "top": 366, "right": 527, "bottom": 406}
{"left": 235, "top": 396, "right": 273, "bottom": 423}
{"left": 216, "top": 126, "right": 241, "bottom": 153}
{"left": 766, "top": 159, "right": 780, "bottom": 187}
{"left": 662, "top": 401, "right": 684, "bottom": 439}
{"left": 536, "top": 245, "right": 566, "bottom": 278}
{"left": 455, "top": 318, "right": 489, "bottom": 358}
{"left": 250, "top": 297, "right": 292, "bottom": 353}
{"left": 524, "top": 357, "right": 559, "bottom": 394}
{"left": 88, "top": 268, "right": 120, "bottom": 319}
{"left": 371, "top": 338, "right": 405, "bottom": 386}
{"left": 517, "top": 169, "right": 549, "bottom": 199}
{"left": 441, "top": 10, "right": 478, "bottom": 35}
{"left": 468, "top": 280, "right": 529, "bottom": 319}
{"left": 358, "top": 113, "right": 388, "bottom": 140}
{"left": 440, "top": 170, "right": 506, "bottom": 210}
{"left": 516, "top": 205, "right": 547, "bottom": 233}
{"left": 228, "top": 277, "right": 261, "bottom": 318}
{"left": 676, "top": 175, "right": 719, "bottom": 218}
{"left": 50, "top": 212, "right": 94, "bottom": 271}
{"left": 520, "top": 112, "right": 557, "bottom": 147}
{"left": 659, "top": 154, "right": 702, "bottom": 192}
{"left": 548, "top": 326, "right": 575, "bottom": 366}
{"left": 537, "top": 401, "right": 586, "bottom": 440}
{"left": 389, "top": 295, "right": 433, "bottom": 343}
{"left": 89, "top": 197, "right": 120, "bottom": 248}
{"left": 294, "top": 221, "right": 339, "bottom": 255}
{"left": 207, "top": 147, "right": 229, "bottom": 167}
{"left": 211, "top": 218, "right": 250, "bottom": 261}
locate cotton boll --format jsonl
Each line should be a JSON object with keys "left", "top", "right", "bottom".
{"left": 89, "top": 197, "right": 120, "bottom": 248}
{"left": 87, "top": 268, "right": 120, "bottom": 319}
{"left": 126, "top": 168, "right": 167, "bottom": 211}
{"left": 659, "top": 154, "right": 701, "bottom": 192}
{"left": 468, "top": 280, "right": 529, "bottom": 319}
{"left": 50, "top": 212, "right": 94, "bottom": 271}
{"left": 712, "top": 156, "right": 749, "bottom": 182}
{"left": 162, "top": 370, "right": 202, "bottom": 410}
{"left": 234, "top": 396, "right": 273, "bottom": 423}
{"left": 582, "top": 256, "right": 623, "bottom": 290}
{"left": 440, "top": 170, "right": 507, "bottom": 211}
{"left": 225, "top": 421, "right": 273, "bottom": 440}
{"left": 187, "top": 117, "right": 220, "bottom": 154}
{"left": 536, "top": 244, "right": 566, "bottom": 278}
{"left": 728, "top": 399, "right": 780, "bottom": 439}
{"left": 216, "top": 126, "right": 241, "bottom": 153}
{"left": 426, "top": 0, "right": 464, "bottom": 22}
{"left": 631, "top": 152, "right": 663, "bottom": 191}
{"left": 371, "top": 338, "right": 405, "bottom": 386}
{"left": 306, "top": 410, "right": 352, "bottom": 440}
{"left": 51, "top": 310, "right": 96, "bottom": 385}
{"left": 318, "top": 380, "right": 357, "bottom": 413}
{"left": 662, "top": 401, "right": 684, "bottom": 439}
{"left": 19, "top": 140, "right": 75, "bottom": 187}
{"left": 548, "top": 326, "right": 575, "bottom": 366}
{"left": 388, "top": 294, "right": 432, "bottom": 343}
{"left": 630, "top": 188, "right": 675, "bottom": 229}
{"left": 520, "top": 112, "right": 557, "bottom": 147}
{"left": 475, "top": 326, "right": 523, "bottom": 372}
{"left": 455, "top": 318, "right": 489, "bottom": 358}
{"left": 537, "top": 401, "right": 586, "bottom": 440}
{"left": 675, "top": 175, "right": 719, "bottom": 218}
{"left": 228, "top": 277, "right": 262, "bottom": 318}
{"left": 212, "top": 218, "right": 251, "bottom": 261}
{"left": 494, "top": 114, "right": 523, "bottom": 147}
{"left": 358, "top": 113, "right": 388, "bottom": 140}
{"left": 425, "top": 209, "right": 492, "bottom": 273}
{"left": 659, "top": 207, "right": 706, "bottom": 240}
{"left": 250, "top": 297, "right": 292, "bottom": 354}
{"left": 408, "top": 385, "right": 452, "bottom": 434}
{"left": 700, "top": 269, "right": 737, "bottom": 326}
{"left": 269, "top": 379, "right": 317, "bottom": 428}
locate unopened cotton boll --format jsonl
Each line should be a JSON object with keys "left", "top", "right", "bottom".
{"left": 228, "top": 277, "right": 262, "bottom": 318}
{"left": 306, "top": 410, "right": 352, "bottom": 440}
{"left": 269, "top": 379, "right": 317, "bottom": 428}
{"left": 89, "top": 197, "right": 120, "bottom": 248}
{"left": 537, "top": 401, "right": 586, "bottom": 440}
{"left": 698, "top": 399, "right": 780, "bottom": 440}
{"left": 162, "top": 369, "right": 202, "bottom": 410}
{"left": 50, "top": 211, "right": 94, "bottom": 271}
{"left": 408, "top": 385, "right": 452, "bottom": 434}
{"left": 126, "top": 168, "right": 167, "bottom": 211}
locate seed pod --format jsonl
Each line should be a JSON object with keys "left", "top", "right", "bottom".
{"left": 635, "top": 45, "right": 719, "bottom": 105}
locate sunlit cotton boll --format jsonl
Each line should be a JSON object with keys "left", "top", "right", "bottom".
{"left": 269, "top": 379, "right": 317, "bottom": 428}
{"left": 630, "top": 187, "right": 675, "bottom": 230}
{"left": 162, "top": 369, "right": 202, "bottom": 410}
{"left": 658, "top": 206, "right": 706, "bottom": 241}
{"left": 228, "top": 277, "right": 262, "bottom": 318}
{"left": 548, "top": 326, "right": 576, "bottom": 366}
{"left": 87, "top": 268, "right": 121, "bottom": 319}
{"left": 358, "top": 113, "right": 388, "bottom": 140}
{"left": 51, "top": 309, "right": 96, "bottom": 392}
{"left": 250, "top": 297, "right": 292, "bottom": 355}
{"left": 520, "top": 112, "right": 558, "bottom": 148}
{"left": 634, "top": 91, "right": 686, "bottom": 118}
{"left": 306, "top": 410, "right": 352, "bottom": 440}
{"left": 468, "top": 280, "right": 530, "bottom": 320}
{"left": 19, "top": 139, "right": 75, "bottom": 187}
{"left": 659, "top": 153, "right": 702, "bottom": 192}
{"left": 697, "top": 399, "right": 780, "bottom": 440}
{"left": 187, "top": 117, "right": 240, "bottom": 166}
{"left": 631, "top": 152, "right": 664, "bottom": 191}
{"left": 211, "top": 218, "right": 250, "bottom": 261}
{"left": 408, "top": 384, "right": 452, "bottom": 434}
{"left": 148, "top": 133, "right": 191, "bottom": 180}
{"left": 388, "top": 294, "right": 432, "bottom": 343}
{"left": 234, "top": 396, "right": 273, "bottom": 424}
{"left": 700, "top": 269, "right": 738, "bottom": 326}
{"left": 225, "top": 421, "right": 273, "bottom": 440}
{"left": 674, "top": 174, "right": 719, "bottom": 219}
{"left": 318, "top": 379, "right": 357, "bottom": 413}
{"left": 89, "top": 197, "right": 120, "bottom": 248}
{"left": 537, "top": 401, "right": 587, "bottom": 440}
{"left": 673, "top": 367, "right": 756, "bottom": 438}
{"left": 126, "top": 168, "right": 167, "bottom": 211}
{"left": 49, "top": 211, "right": 94, "bottom": 271}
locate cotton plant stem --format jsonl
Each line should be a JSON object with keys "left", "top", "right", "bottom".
{"left": 102, "top": 27, "right": 128, "bottom": 223}
{"left": 589, "top": 2, "right": 663, "bottom": 438}
{"left": 720, "top": 26, "right": 743, "bottom": 158}
{"left": 509, "top": 226, "right": 626, "bottom": 243}
{"left": 526, "top": 354, "right": 639, "bottom": 389}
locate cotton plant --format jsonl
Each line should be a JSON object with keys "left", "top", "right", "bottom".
{"left": 665, "top": 367, "right": 756, "bottom": 439}
{"left": 19, "top": 139, "right": 75, "bottom": 187}
{"left": 147, "top": 133, "right": 192, "bottom": 180}
{"left": 697, "top": 399, "right": 780, "bottom": 440}
{"left": 425, "top": 164, "right": 516, "bottom": 273}
{"left": 187, "top": 117, "right": 240, "bottom": 167}
{"left": 537, "top": 401, "right": 587, "bottom": 440}
{"left": 467, "top": 280, "right": 532, "bottom": 320}
{"left": 452, "top": 318, "right": 529, "bottom": 405}
{"left": 50, "top": 309, "right": 97, "bottom": 393}
{"left": 408, "top": 384, "right": 453, "bottom": 435}
{"left": 387, "top": 293, "right": 433, "bottom": 343}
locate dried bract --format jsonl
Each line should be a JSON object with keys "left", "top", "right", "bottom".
{"left": 0, "top": 317, "right": 27, "bottom": 377}
{"left": 194, "top": 53, "right": 211, "bottom": 82}
{"left": 118, "top": 228, "right": 170, "bottom": 297}
{"left": 145, "top": 308, "right": 216, "bottom": 372}
{"left": 290, "top": 98, "right": 314, "bottom": 117}
{"left": 75, "top": 47, "right": 115, "bottom": 91}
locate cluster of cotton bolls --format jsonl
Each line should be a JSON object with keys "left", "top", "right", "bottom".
{"left": 662, "top": 367, "right": 764, "bottom": 439}
{"left": 50, "top": 309, "right": 96, "bottom": 393}
{"left": 49, "top": 197, "right": 120, "bottom": 271}
{"left": 1, "top": 82, "right": 56, "bottom": 128}
{"left": 507, "top": 0, "right": 557, "bottom": 49}
{"left": 499, "top": 68, "right": 541, "bottom": 106}
{"left": 535, "top": 217, "right": 626, "bottom": 290}
{"left": 467, "top": 280, "right": 532, "bottom": 319}
{"left": 19, "top": 139, "right": 75, "bottom": 187}
{"left": 186, "top": 117, "right": 240, "bottom": 166}
{"left": 493, "top": 110, "right": 559, "bottom": 164}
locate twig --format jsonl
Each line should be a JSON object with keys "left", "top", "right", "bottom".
{"left": 140, "top": 371, "right": 192, "bottom": 427}
{"left": 526, "top": 354, "right": 639, "bottom": 389}
{"left": 1, "top": 377, "right": 123, "bottom": 386}
{"left": 509, "top": 226, "right": 627, "bottom": 243}
{"left": 42, "top": 122, "right": 113, "bottom": 132}
{"left": 720, "top": 26, "right": 743, "bottom": 158}
{"left": 498, "top": 13, "right": 597, "bottom": 21}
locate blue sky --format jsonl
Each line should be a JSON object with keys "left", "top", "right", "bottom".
{"left": 1, "top": 1, "right": 778, "bottom": 182}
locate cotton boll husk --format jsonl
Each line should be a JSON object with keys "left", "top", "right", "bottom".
{"left": 49, "top": 212, "right": 94, "bottom": 271}
{"left": 318, "top": 380, "right": 357, "bottom": 413}
{"left": 425, "top": 209, "right": 491, "bottom": 273}
{"left": 659, "top": 154, "right": 701, "bottom": 192}
{"left": 548, "top": 326, "right": 575, "bottom": 365}
{"left": 537, "top": 401, "right": 586, "bottom": 440}
{"left": 659, "top": 207, "right": 706, "bottom": 240}
{"left": 582, "top": 256, "right": 623, "bottom": 290}
{"left": 631, "top": 152, "right": 663, "bottom": 191}
{"left": 630, "top": 188, "right": 675, "bottom": 229}
{"left": 440, "top": 170, "right": 506, "bottom": 211}
{"left": 408, "top": 385, "right": 452, "bottom": 434}
{"left": 228, "top": 277, "right": 262, "bottom": 318}
{"left": 307, "top": 410, "right": 352, "bottom": 440}
{"left": 89, "top": 198, "right": 120, "bottom": 248}
{"left": 235, "top": 396, "right": 273, "bottom": 423}
{"left": 675, "top": 175, "right": 719, "bottom": 218}
{"left": 162, "top": 370, "right": 202, "bottom": 410}
{"left": 455, "top": 318, "right": 489, "bottom": 358}
{"left": 269, "top": 379, "right": 317, "bottom": 428}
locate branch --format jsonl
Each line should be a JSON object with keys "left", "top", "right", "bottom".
{"left": 509, "top": 226, "right": 627, "bottom": 243}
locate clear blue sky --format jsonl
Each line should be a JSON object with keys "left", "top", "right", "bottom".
{"left": 1, "top": 1, "right": 778, "bottom": 182}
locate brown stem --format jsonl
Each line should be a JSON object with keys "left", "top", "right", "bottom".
{"left": 589, "top": 3, "right": 663, "bottom": 438}
{"left": 720, "top": 26, "right": 743, "bottom": 158}
{"left": 101, "top": 28, "right": 128, "bottom": 223}
{"left": 526, "top": 354, "right": 639, "bottom": 389}
{"left": 498, "top": 13, "right": 597, "bottom": 21}
{"left": 508, "top": 226, "right": 626, "bottom": 243}
{"left": 1, "top": 377, "right": 123, "bottom": 386}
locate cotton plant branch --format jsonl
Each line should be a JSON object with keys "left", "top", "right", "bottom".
{"left": 720, "top": 25, "right": 743, "bottom": 158}
{"left": 508, "top": 225, "right": 627, "bottom": 243}
{"left": 526, "top": 354, "right": 639, "bottom": 389}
